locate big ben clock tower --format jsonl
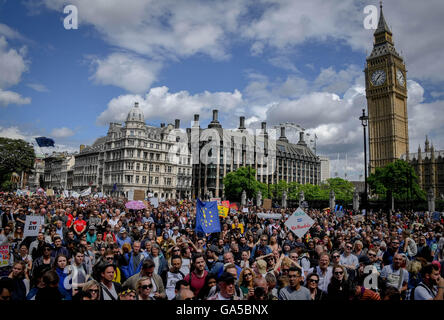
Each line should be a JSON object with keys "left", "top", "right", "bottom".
{"left": 365, "top": 2, "right": 408, "bottom": 173}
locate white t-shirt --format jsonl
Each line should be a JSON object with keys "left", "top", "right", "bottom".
{"left": 165, "top": 271, "right": 184, "bottom": 300}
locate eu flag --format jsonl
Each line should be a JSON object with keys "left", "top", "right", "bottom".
{"left": 195, "top": 198, "right": 221, "bottom": 234}
{"left": 35, "top": 137, "right": 55, "bottom": 147}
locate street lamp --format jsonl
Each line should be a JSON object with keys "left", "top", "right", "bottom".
{"left": 359, "top": 108, "right": 369, "bottom": 220}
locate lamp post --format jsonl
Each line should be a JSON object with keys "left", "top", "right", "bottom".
{"left": 359, "top": 108, "right": 369, "bottom": 221}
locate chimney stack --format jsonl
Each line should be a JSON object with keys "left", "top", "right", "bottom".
{"left": 175, "top": 119, "right": 180, "bottom": 129}
{"left": 213, "top": 109, "right": 218, "bottom": 122}
{"left": 239, "top": 116, "right": 246, "bottom": 130}
{"left": 279, "top": 126, "right": 289, "bottom": 143}
{"left": 134, "top": 102, "right": 139, "bottom": 108}
{"left": 298, "top": 131, "right": 307, "bottom": 146}
{"left": 160, "top": 123, "right": 165, "bottom": 128}
{"left": 193, "top": 114, "right": 200, "bottom": 127}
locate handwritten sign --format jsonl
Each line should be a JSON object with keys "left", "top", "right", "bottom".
{"left": 263, "top": 199, "right": 272, "bottom": 210}
{"left": 285, "top": 207, "right": 314, "bottom": 238}
{"left": 134, "top": 189, "right": 145, "bottom": 201}
{"left": 24, "top": 216, "right": 43, "bottom": 237}
{"left": 0, "top": 245, "right": 10, "bottom": 267}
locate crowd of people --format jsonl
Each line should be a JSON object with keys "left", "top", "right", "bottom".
{"left": 0, "top": 191, "right": 443, "bottom": 301}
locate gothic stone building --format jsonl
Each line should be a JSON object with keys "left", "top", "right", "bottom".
{"left": 189, "top": 109, "right": 321, "bottom": 199}
{"left": 401, "top": 137, "right": 444, "bottom": 198}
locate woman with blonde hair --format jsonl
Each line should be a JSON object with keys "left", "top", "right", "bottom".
{"left": 81, "top": 279, "right": 101, "bottom": 300}
{"left": 353, "top": 240, "right": 367, "bottom": 259}
{"left": 238, "top": 267, "right": 256, "bottom": 298}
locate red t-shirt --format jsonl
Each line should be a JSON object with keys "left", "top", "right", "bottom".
{"left": 73, "top": 219, "right": 87, "bottom": 233}
{"left": 67, "top": 214, "right": 74, "bottom": 228}
{"left": 184, "top": 270, "right": 208, "bottom": 296}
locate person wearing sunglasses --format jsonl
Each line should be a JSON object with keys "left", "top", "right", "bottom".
{"left": 81, "top": 280, "right": 101, "bottom": 300}
{"left": 305, "top": 273, "right": 326, "bottom": 301}
{"left": 136, "top": 277, "right": 154, "bottom": 300}
{"left": 339, "top": 243, "right": 359, "bottom": 282}
{"left": 327, "top": 265, "right": 353, "bottom": 301}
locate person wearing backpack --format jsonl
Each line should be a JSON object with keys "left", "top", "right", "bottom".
{"left": 413, "top": 263, "right": 444, "bottom": 300}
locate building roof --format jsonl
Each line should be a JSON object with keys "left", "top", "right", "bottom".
{"left": 126, "top": 102, "right": 145, "bottom": 123}
{"left": 374, "top": 3, "right": 392, "bottom": 36}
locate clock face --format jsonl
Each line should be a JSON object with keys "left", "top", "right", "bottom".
{"left": 371, "top": 70, "right": 386, "bottom": 86}
{"left": 396, "top": 69, "right": 405, "bottom": 86}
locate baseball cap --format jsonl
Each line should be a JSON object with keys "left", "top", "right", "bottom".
{"left": 120, "top": 227, "right": 127, "bottom": 234}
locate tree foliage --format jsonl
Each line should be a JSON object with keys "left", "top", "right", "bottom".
{"left": 367, "top": 159, "right": 425, "bottom": 201}
{"left": 0, "top": 137, "right": 35, "bottom": 188}
{"left": 223, "top": 166, "right": 261, "bottom": 202}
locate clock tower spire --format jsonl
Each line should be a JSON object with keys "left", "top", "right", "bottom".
{"left": 365, "top": 2, "right": 409, "bottom": 172}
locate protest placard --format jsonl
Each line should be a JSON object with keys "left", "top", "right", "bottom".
{"left": 263, "top": 199, "right": 272, "bottom": 210}
{"left": 134, "top": 189, "right": 145, "bottom": 201}
{"left": 149, "top": 197, "right": 159, "bottom": 208}
{"left": 257, "top": 213, "right": 282, "bottom": 220}
{"left": 127, "top": 189, "right": 134, "bottom": 201}
{"left": 24, "top": 216, "right": 43, "bottom": 237}
{"left": 242, "top": 208, "right": 249, "bottom": 213}
{"left": 0, "top": 245, "right": 10, "bottom": 267}
{"left": 285, "top": 207, "right": 315, "bottom": 239}
{"left": 46, "top": 189, "right": 54, "bottom": 196}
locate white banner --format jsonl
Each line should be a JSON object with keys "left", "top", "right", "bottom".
{"left": 24, "top": 216, "right": 43, "bottom": 237}
{"left": 72, "top": 191, "right": 80, "bottom": 198}
{"left": 285, "top": 207, "right": 315, "bottom": 239}
{"left": 63, "top": 190, "right": 70, "bottom": 198}
{"left": 149, "top": 197, "right": 159, "bottom": 208}
{"left": 159, "top": 197, "right": 166, "bottom": 203}
{"left": 257, "top": 212, "right": 282, "bottom": 220}
{"left": 80, "top": 187, "right": 91, "bottom": 197}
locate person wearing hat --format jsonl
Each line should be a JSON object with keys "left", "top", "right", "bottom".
{"left": 171, "top": 226, "right": 181, "bottom": 243}
{"left": 116, "top": 227, "right": 132, "bottom": 248}
{"left": 255, "top": 259, "right": 268, "bottom": 278}
{"left": 207, "top": 272, "right": 238, "bottom": 300}
{"left": 86, "top": 225, "right": 97, "bottom": 244}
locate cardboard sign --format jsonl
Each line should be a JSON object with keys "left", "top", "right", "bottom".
{"left": 46, "top": 189, "right": 54, "bottom": 196}
{"left": 263, "top": 199, "right": 272, "bottom": 210}
{"left": 352, "top": 215, "right": 365, "bottom": 223}
{"left": 285, "top": 207, "right": 315, "bottom": 239}
{"left": 0, "top": 245, "right": 10, "bottom": 267}
{"left": 242, "top": 208, "right": 249, "bottom": 213}
{"left": 24, "top": 216, "right": 43, "bottom": 237}
{"left": 134, "top": 189, "right": 145, "bottom": 201}
{"left": 257, "top": 213, "right": 282, "bottom": 220}
{"left": 127, "top": 189, "right": 134, "bottom": 201}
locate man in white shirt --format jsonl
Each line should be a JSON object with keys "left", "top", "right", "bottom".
{"left": 307, "top": 253, "right": 333, "bottom": 293}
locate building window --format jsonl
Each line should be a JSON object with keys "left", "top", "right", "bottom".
{"left": 149, "top": 176, "right": 153, "bottom": 184}
{"left": 143, "top": 163, "right": 147, "bottom": 171}
{"left": 149, "top": 164, "right": 153, "bottom": 171}
{"left": 136, "top": 163, "right": 140, "bottom": 171}
{"left": 167, "top": 166, "right": 172, "bottom": 173}
{"left": 135, "top": 176, "right": 139, "bottom": 184}
{"left": 155, "top": 165, "right": 160, "bottom": 172}
{"left": 155, "top": 177, "right": 159, "bottom": 185}
{"left": 156, "top": 154, "right": 160, "bottom": 161}
{"left": 156, "top": 144, "right": 159, "bottom": 149}
{"left": 142, "top": 176, "right": 146, "bottom": 184}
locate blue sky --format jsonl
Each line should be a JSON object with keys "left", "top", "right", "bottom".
{"left": 1, "top": 0, "right": 443, "bottom": 180}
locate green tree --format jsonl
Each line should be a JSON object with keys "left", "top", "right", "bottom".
{"left": 320, "top": 177, "right": 354, "bottom": 202}
{"left": 0, "top": 137, "right": 35, "bottom": 189}
{"left": 367, "top": 159, "right": 425, "bottom": 201}
{"left": 223, "top": 166, "right": 261, "bottom": 202}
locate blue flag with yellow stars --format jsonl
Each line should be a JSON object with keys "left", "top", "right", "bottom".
{"left": 195, "top": 198, "right": 221, "bottom": 234}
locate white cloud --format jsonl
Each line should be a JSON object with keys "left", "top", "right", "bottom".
{"left": 0, "top": 24, "right": 27, "bottom": 41}
{"left": 0, "top": 126, "right": 28, "bottom": 140}
{"left": 51, "top": 127, "right": 75, "bottom": 138}
{"left": 0, "top": 36, "right": 28, "bottom": 89}
{"left": 43, "top": 0, "right": 248, "bottom": 60}
{"left": 97, "top": 86, "right": 244, "bottom": 125}
{"left": 89, "top": 53, "right": 162, "bottom": 93}
{"left": 0, "top": 89, "right": 31, "bottom": 106}
{"left": 27, "top": 83, "right": 49, "bottom": 92}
